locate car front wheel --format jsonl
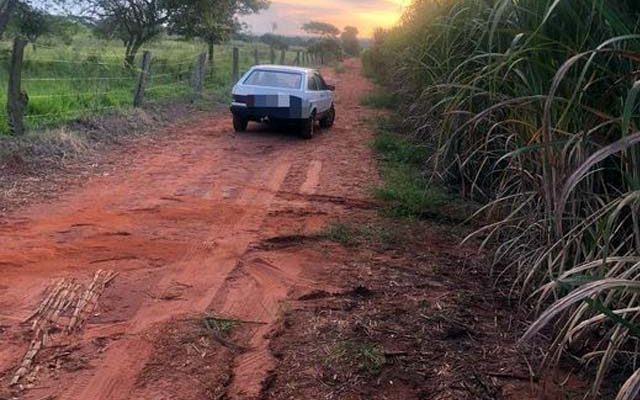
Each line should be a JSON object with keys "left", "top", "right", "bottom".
{"left": 233, "top": 114, "right": 248, "bottom": 132}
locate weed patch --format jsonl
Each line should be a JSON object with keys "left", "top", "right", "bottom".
{"left": 324, "top": 341, "right": 386, "bottom": 375}
{"left": 202, "top": 315, "right": 240, "bottom": 337}
{"left": 320, "top": 221, "right": 400, "bottom": 250}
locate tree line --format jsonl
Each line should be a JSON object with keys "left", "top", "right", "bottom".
{"left": 0, "top": 0, "right": 360, "bottom": 65}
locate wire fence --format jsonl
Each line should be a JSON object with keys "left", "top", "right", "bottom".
{"left": 0, "top": 42, "right": 318, "bottom": 135}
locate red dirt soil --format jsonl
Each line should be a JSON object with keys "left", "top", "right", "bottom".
{"left": 0, "top": 60, "right": 585, "bottom": 400}
{"left": 0, "top": 59, "right": 377, "bottom": 400}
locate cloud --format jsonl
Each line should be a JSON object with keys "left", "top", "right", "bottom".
{"left": 241, "top": 0, "right": 406, "bottom": 37}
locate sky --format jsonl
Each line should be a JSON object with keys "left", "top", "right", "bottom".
{"left": 241, "top": 0, "right": 410, "bottom": 38}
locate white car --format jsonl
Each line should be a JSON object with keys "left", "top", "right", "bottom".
{"left": 230, "top": 65, "right": 336, "bottom": 139}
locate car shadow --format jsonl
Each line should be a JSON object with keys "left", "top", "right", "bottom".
{"left": 241, "top": 122, "right": 325, "bottom": 140}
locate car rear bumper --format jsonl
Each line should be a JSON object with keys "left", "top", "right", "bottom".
{"left": 230, "top": 94, "right": 305, "bottom": 120}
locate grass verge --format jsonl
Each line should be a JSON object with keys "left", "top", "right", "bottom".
{"left": 370, "top": 116, "right": 449, "bottom": 219}
{"left": 359, "top": 88, "right": 396, "bottom": 109}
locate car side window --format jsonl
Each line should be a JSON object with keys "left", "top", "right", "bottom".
{"left": 315, "top": 74, "right": 328, "bottom": 90}
{"left": 307, "top": 75, "right": 318, "bottom": 91}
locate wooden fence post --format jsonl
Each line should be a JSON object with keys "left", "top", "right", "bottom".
{"left": 294, "top": 50, "right": 300, "bottom": 66}
{"left": 192, "top": 52, "right": 206, "bottom": 101}
{"left": 7, "top": 37, "right": 27, "bottom": 136}
{"left": 232, "top": 47, "right": 239, "bottom": 83}
{"left": 279, "top": 49, "right": 285, "bottom": 64}
{"left": 270, "top": 47, "right": 275, "bottom": 64}
{"left": 133, "top": 51, "right": 151, "bottom": 107}
{"left": 253, "top": 48, "right": 259, "bottom": 65}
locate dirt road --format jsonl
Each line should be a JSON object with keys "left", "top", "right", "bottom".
{"left": 0, "top": 59, "right": 379, "bottom": 399}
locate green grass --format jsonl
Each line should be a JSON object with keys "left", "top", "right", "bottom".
{"left": 202, "top": 315, "right": 240, "bottom": 337}
{"left": 359, "top": 88, "right": 395, "bottom": 109}
{"left": 0, "top": 35, "right": 309, "bottom": 134}
{"left": 324, "top": 341, "right": 386, "bottom": 375}
{"left": 369, "top": 117, "right": 448, "bottom": 218}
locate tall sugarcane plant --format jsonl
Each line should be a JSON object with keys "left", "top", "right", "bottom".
{"left": 365, "top": 0, "right": 640, "bottom": 398}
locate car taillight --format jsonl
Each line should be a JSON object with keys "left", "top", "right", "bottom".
{"left": 233, "top": 95, "right": 254, "bottom": 106}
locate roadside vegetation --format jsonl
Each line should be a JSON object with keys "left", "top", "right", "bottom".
{"left": 371, "top": 116, "right": 449, "bottom": 219}
{"left": 0, "top": 0, "right": 356, "bottom": 137}
{"left": 363, "top": 0, "right": 640, "bottom": 398}
{"left": 0, "top": 32, "right": 301, "bottom": 133}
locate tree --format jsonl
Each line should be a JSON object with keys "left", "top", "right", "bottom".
{"left": 307, "top": 36, "right": 341, "bottom": 64}
{"left": 340, "top": 25, "right": 359, "bottom": 56}
{"left": 93, "top": 0, "right": 169, "bottom": 66}
{"left": 12, "top": 3, "right": 52, "bottom": 44}
{"left": 301, "top": 21, "right": 339, "bottom": 37}
{"left": 302, "top": 21, "right": 341, "bottom": 63}
{"left": 0, "top": 0, "right": 78, "bottom": 40}
{"left": 260, "top": 32, "right": 287, "bottom": 50}
{"left": 0, "top": 0, "right": 19, "bottom": 38}
{"left": 167, "top": 0, "right": 268, "bottom": 64}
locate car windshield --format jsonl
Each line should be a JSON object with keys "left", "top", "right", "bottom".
{"left": 243, "top": 70, "right": 302, "bottom": 89}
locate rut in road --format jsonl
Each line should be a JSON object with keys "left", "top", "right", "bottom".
{"left": 0, "top": 59, "right": 378, "bottom": 399}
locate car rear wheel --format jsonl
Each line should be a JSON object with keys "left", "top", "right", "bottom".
{"left": 233, "top": 115, "right": 248, "bottom": 132}
{"left": 319, "top": 104, "right": 335, "bottom": 128}
{"left": 300, "top": 112, "right": 316, "bottom": 139}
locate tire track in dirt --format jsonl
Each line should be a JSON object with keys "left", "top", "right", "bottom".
{"left": 58, "top": 160, "right": 293, "bottom": 400}
{"left": 0, "top": 58, "right": 378, "bottom": 400}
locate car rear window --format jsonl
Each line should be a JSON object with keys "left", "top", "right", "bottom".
{"left": 243, "top": 70, "right": 302, "bottom": 89}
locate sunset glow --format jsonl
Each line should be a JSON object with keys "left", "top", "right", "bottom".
{"left": 242, "top": 0, "right": 410, "bottom": 38}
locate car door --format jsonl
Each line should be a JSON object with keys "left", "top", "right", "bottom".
{"left": 314, "top": 73, "right": 332, "bottom": 113}
{"left": 306, "top": 73, "right": 322, "bottom": 116}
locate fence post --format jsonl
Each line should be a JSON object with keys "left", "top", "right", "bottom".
{"left": 294, "top": 50, "right": 300, "bottom": 66}
{"left": 133, "top": 51, "right": 151, "bottom": 107}
{"left": 270, "top": 47, "right": 275, "bottom": 64}
{"left": 232, "top": 47, "right": 239, "bottom": 83}
{"left": 253, "top": 48, "right": 259, "bottom": 65}
{"left": 192, "top": 52, "right": 206, "bottom": 101}
{"left": 6, "top": 37, "right": 27, "bottom": 136}
{"left": 279, "top": 49, "right": 285, "bottom": 64}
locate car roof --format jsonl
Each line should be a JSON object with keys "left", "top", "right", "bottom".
{"left": 248, "top": 65, "right": 317, "bottom": 75}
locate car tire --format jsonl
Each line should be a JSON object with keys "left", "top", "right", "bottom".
{"left": 233, "top": 115, "right": 248, "bottom": 132}
{"left": 300, "top": 111, "right": 316, "bottom": 139}
{"left": 319, "top": 104, "right": 335, "bottom": 129}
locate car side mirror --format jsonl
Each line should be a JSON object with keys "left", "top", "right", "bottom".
{"left": 327, "top": 84, "right": 335, "bottom": 91}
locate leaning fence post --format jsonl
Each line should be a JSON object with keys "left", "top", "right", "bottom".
{"left": 253, "top": 48, "right": 259, "bottom": 65}
{"left": 270, "top": 47, "right": 275, "bottom": 64}
{"left": 133, "top": 51, "right": 151, "bottom": 107}
{"left": 192, "top": 52, "right": 206, "bottom": 101}
{"left": 232, "top": 47, "right": 239, "bottom": 83}
{"left": 6, "top": 37, "right": 27, "bottom": 136}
